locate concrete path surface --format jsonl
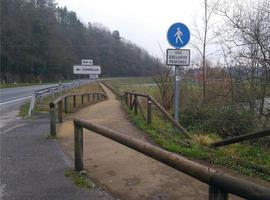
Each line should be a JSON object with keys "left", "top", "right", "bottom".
{"left": 58, "top": 84, "right": 243, "bottom": 200}
{"left": 1, "top": 114, "right": 115, "bottom": 200}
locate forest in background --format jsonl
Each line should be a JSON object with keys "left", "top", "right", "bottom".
{"left": 1, "top": 0, "right": 163, "bottom": 83}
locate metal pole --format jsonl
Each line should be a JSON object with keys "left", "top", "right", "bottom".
{"left": 174, "top": 66, "right": 180, "bottom": 122}
{"left": 147, "top": 97, "right": 152, "bottom": 124}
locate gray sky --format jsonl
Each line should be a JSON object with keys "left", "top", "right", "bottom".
{"left": 57, "top": 0, "right": 203, "bottom": 58}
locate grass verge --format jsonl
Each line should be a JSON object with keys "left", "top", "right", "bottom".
{"left": 19, "top": 102, "right": 30, "bottom": 118}
{"left": 65, "top": 170, "right": 94, "bottom": 188}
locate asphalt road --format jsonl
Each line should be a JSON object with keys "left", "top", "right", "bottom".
{"left": 0, "top": 80, "right": 114, "bottom": 199}
{"left": 0, "top": 83, "right": 58, "bottom": 130}
{"left": 0, "top": 84, "right": 56, "bottom": 103}
{"left": 0, "top": 80, "right": 91, "bottom": 129}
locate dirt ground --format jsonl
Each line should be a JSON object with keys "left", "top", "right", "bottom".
{"left": 57, "top": 84, "right": 244, "bottom": 200}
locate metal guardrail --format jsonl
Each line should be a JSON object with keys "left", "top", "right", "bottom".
{"left": 49, "top": 92, "right": 107, "bottom": 136}
{"left": 73, "top": 118, "right": 270, "bottom": 200}
{"left": 28, "top": 81, "right": 81, "bottom": 116}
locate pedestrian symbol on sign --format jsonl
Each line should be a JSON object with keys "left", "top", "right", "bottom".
{"left": 174, "top": 28, "right": 183, "bottom": 44}
{"left": 167, "top": 22, "right": 190, "bottom": 48}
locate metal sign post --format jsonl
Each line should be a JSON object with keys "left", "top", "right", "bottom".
{"left": 167, "top": 22, "right": 190, "bottom": 122}
{"left": 174, "top": 67, "right": 180, "bottom": 122}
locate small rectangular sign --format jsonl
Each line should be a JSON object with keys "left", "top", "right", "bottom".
{"left": 166, "top": 49, "right": 190, "bottom": 66}
{"left": 73, "top": 65, "right": 101, "bottom": 75}
{"left": 89, "top": 74, "right": 99, "bottom": 79}
{"left": 81, "top": 59, "right": 93, "bottom": 66}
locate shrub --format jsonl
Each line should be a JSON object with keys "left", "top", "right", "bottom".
{"left": 180, "top": 104, "right": 256, "bottom": 138}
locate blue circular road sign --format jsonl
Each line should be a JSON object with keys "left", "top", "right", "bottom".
{"left": 167, "top": 22, "right": 190, "bottom": 48}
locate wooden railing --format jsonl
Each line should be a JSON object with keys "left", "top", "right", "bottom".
{"left": 49, "top": 92, "right": 107, "bottom": 136}
{"left": 211, "top": 128, "right": 270, "bottom": 147}
{"left": 73, "top": 118, "right": 270, "bottom": 200}
{"left": 124, "top": 92, "right": 191, "bottom": 139}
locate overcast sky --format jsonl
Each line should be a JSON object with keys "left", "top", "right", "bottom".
{"left": 57, "top": 0, "right": 204, "bottom": 59}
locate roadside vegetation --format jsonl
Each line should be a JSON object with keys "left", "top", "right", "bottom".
{"left": 105, "top": 77, "right": 270, "bottom": 182}
{"left": 19, "top": 82, "right": 103, "bottom": 118}
{"left": 65, "top": 170, "right": 94, "bottom": 189}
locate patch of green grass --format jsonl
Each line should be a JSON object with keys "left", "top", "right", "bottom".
{"left": 19, "top": 102, "right": 30, "bottom": 118}
{"left": 65, "top": 170, "right": 94, "bottom": 188}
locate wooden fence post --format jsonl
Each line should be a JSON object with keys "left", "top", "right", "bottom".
{"left": 209, "top": 186, "right": 228, "bottom": 200}
{"left": 73, "top": 95, "right": 76, "bottom": 108}
{"left": 74, "top": 123, "right": 83, "bottom": 171}
{"left": 81, "top": 94, "right": 84, "bottom": 105}
{"left": 50, "top": 103, "right": 56, "bottom": 136}
{"left": 58, "top": 100, "right": 63, "bottom": 123}
{"left": 87, "top": 94, "right": 90, "bottom": 102}
{"left": 64, "top": 97, "right": 67, "bottom": 114}
{"left": 125, "top": 93, "right": 128, "bottom": 105}
{"left": 129, "top": 94, "right": 133, "bottom": 109}
{"left": 134, "top": 95, "right": 138, "bottom": 115}
{"left": 147, "top": 97, "right": 152, "bottom": 124}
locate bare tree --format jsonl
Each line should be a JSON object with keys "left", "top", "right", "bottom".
{"left": 218, "top": 0, "right": 270, "bottom": 119}
{"left": 151, "top": 43, "right": 174, "bottom": 110}
{"left": 191, "top": 0, "right": 221, "bottom": 104}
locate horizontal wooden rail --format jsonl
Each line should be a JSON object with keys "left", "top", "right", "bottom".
{"left": 124, "top": 91, "right": 190, "bottom": 139}
{"left": 49, "top": 92, "right": 107, "bottom": 137}
{"left": 212, "top": 128, "right": 270, "bottom": 147}
{"left": 73, "top": 118, "right": 270, "bottom": 200}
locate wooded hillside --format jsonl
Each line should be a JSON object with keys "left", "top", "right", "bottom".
{"left": 1, "top": 0, "right": 162, "bottom": 82}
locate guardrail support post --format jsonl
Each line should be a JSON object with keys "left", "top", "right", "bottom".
{"left": 134, "top": 95, "right": 138, "bottom": 115}
{"left": 209, "top": 186, "right": 228, "bottom": 200}
{"left": 74, "top": 123, "right": 83, "bottom": 171}
{"left": 81, "top": 95, "right": 84, "bottom": 105}
{"left": 58, "top": 100, "right": 63, "bottom": 123}
{"left": 49, "top": 103, "right": 56, "bottom": 136}
{"left": 147, "top": 97, "right": 152, "bottom": 124}
{"left": 64, "top": 97, "right": 67, "bottom": 114}
{"left": 73, "top": 95, "right": 76, "bottom": 108}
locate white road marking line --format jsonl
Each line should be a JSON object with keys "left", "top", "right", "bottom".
{"left": 0, "top": 96, "right": 33, "bottom": 106}
{"left": 0, "top": 123, "right": 26, "bottom": 135}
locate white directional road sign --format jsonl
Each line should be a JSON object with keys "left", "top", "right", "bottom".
{"left": 166, "top": 49, "right": 190, "bottom": 66}
{"left": 81, "top": 59, "right": 93, "bottom": 66}
{"left": 73, "top": 65, "right": 101, "bottom": 75}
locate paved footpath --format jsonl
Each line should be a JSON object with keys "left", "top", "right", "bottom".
{"left": 1, "top": 114, "right": 115, "bottom": 200}
{"left": 58, "top": 84, "right": 243, "bottom": 200}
